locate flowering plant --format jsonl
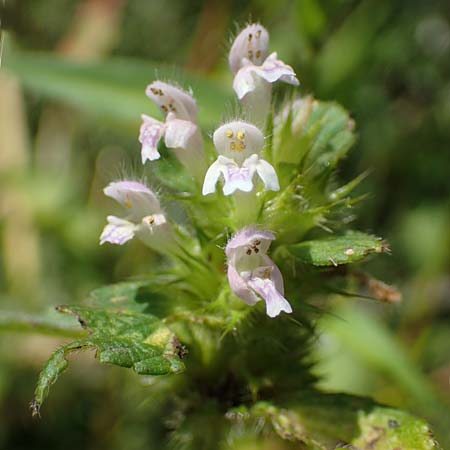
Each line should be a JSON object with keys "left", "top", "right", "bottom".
{"left": 29, "top": 23, "right": 441, "bottom": 449}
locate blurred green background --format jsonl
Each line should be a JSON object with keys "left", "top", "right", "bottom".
{"left": 1, "top": 0, "right": 449, "bottom": 448}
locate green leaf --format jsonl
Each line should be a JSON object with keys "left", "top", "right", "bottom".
{"left": 286, "top": 231, "right": 388, "bottom": 266}
{"left": 303, "top": 101, "right": 355, "bottom": 175}
{"left": 3, "top": 50, "right": 232, "bottom": 132}
{"left": 229, "top": 395, "right": 442, "bottom": 449}
{"left": 32, "top": 303, "right": 184, "bottom": 415}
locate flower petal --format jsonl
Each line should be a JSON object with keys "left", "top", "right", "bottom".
{"left": 104, "top": 181, "right": 161, "bottom": 222}
{"left": 254, "top": 52, "right": 299, "bottom": 86}
{"left": 223, "top": 162, "right": 255, "bottom": 195}
{"left": 202, "top": 157, "right": 226, "bottom": 195}
{"left": 164, "top": 116, "right": 197, "bottom": 150}
{"left": 227, "top": 264, "right": 260, "bottom": 306}
{"left": 229, "top": 23, "right": 269, "bottom": 74}
{"left": 244, "top": 155, "right": 280, "bottom": 191}
{"left": 146, "top": 81, "right": 198, "bottom": 122}
{"left": 100, "top": 216, "right": 136, "bottom": 245}
{"left": 247, "top": 275, "right": 292, "bottom": 318}
{"left": 263, "top": 256, "right": 285, "bottom": 295}
{"left": 139, "top": 114, "right": 164, "bottom": 163}
{"left": 233, "top": 65, "right": 258, "bottom": 100}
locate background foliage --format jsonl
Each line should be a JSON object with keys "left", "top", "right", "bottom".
{"left": 1, "top": 0, "right": 449, "bottom": 448}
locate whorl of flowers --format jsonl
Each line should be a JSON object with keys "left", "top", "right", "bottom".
{"left": 100, "top": 23, "right": 301, "bottom": 318}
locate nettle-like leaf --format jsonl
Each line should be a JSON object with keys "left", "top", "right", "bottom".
{"left": 285, "top": 230, "right": 389, "bottom": 266}
{"left": 31, "top": 301, "right": 184, "bottom": 416}
{"left": 265, "top": 100, "right": 362, "bottom": 243}
{"left": 226, "top": 396, "right": 442, "bottom": 450}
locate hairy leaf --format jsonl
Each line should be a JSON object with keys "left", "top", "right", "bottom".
{"left": 32, "top": 304, "right": 184, "bottom": 415}
{"left": 286, "top": 231, "right": 388, "bottom": 266}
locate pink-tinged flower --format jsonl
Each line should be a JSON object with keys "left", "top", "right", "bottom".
{"left": 228, "top": 24, "right": 299, "bottom": 126}
{"left": 139, "top": 113, "right": 197, "bottom": 163}
{"left": 226, "top": 228, "right": 292, "bottom": 318}
{"left": 100, "top": 181, "right": 169, "bottom": 248}
{"left": 229, "top": 24, "right": 299, "bottom": 98}
{"left": 140, "top": 81, "right": 206, "bottom": 181}
{"left": 202, "top": 121, "right": 279, "bottom": 195}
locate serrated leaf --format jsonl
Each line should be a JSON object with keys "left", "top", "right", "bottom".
{"left": 286, "top": 231, "right": 388, "bottom": 266}
{"left": 32, "top": 304, "right": 184, "bottom": 415}
{"left": 304, "top": 102, "right": 355, "bottom": 171}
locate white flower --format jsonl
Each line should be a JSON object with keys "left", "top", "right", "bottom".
{"left": 228, "top": 24, "right": 299, "bottom": 126}
{"left": 202, "top": 121, "right": 279, "bottom": 196}
{"left": 226, "top": 228, "right": 292, "bottom": 318}
{"left": 139, "top": 81, "right": 206, "bottom": 181}
{"left": 233, "top": 52, "right": 299, "bottom": 100}
{"left": 229, "top": 24, "right": 299, "bottom": 100}
{"left": 139, "top": 113, "right": 197, "bottom": 164}
{"left": 100, "top": 181, "right": 170, "bottom": 249}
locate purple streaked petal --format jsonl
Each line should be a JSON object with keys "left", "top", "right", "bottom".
{"left": 222, "top": 164, "right": 255, "bottom": 195}
{"left": 100, "top": 216, "right": 135, "bottom": 245}
{"left": 227, "top": 264, "right": 259, "bottom": 306}
{"left": 139, "top": 115, "right": 165, "bottom": 163}
{"left": 247, "top": 271, "right": 292, "bottom": 318}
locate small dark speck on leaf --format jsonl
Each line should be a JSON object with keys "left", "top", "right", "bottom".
{"left": 388, "top": 419, "right": 400, "bottom": 429}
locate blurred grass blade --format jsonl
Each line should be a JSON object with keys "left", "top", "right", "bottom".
{"left": 3, "top": 50, "right": 232, "bottom": 132}
{"left": 322, "top": 305, "right": 450, "bottom": 428}
{"left": 315, "top": 0, "right": 393, "bottom": 91}
{"left": 0, "top": 309, "right": 85, "bottom": 338}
